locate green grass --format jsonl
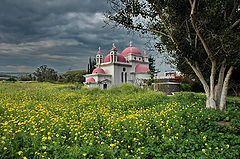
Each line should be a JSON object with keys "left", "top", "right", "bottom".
{"left": 0, "top": 82, "right": 239, "bottom": 159}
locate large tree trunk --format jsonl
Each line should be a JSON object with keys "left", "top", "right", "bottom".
{"left": 219, "top": 66, "right": 234, "bottom": 111}
{"left": 214, "top": 60, "right": 226, "bottom": 108}
{"left": 185, "top": 58, "right": 234, "bottom": 111}
{"left": 209, "top": 61, "right": 217, "bottom": 109}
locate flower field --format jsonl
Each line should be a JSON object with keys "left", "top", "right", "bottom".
{"left": 0, "top": 82, "right": 239, "bottom": 158}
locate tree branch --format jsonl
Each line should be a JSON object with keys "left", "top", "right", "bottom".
{"left": 194, "top": 34, "right": 198, "bottom": 49}
{"left": 120, "top": 22, "right": 170, "bottom": 38}
{"left": 190, "top": 0, "right": 197, "bottom": 15}
{"left": 185, "top": 58, "right": 209, "bottom": 94}
{"left": 189, "top": 0, "right": 214, "bottom": 62}
{"left": 185, "top": 20, "right": 192, "bottom": 45}
{"left": 229, "top": 0, "right": 238, "bottom": 20}
{"left": 230, "top": 18, "right": 240, "bottom": 29}
{"left": 150, "top": 2, "right": 180, "bottom": 51}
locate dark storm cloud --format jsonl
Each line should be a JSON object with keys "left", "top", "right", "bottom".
{"left": 0, "top": 0, "right": 107, "bottom": 43}
{"left": 0, "top": 0, "right": 171, "bottom": 73}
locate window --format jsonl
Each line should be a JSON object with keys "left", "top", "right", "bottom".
{"left": 125, "top": 72, "right": 127, "bottom": 82}
{"left": 121, "top": 72, "right": 124, "bottom": 83}
{"left": 111, "top": 55, "right": 113, "bottom": 62}
{"left": 103, "top": 83, "right": 107, "bottom": 89}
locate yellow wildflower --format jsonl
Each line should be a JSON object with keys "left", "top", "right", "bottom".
{"left": 18, "top": 151, "right": 23, "bottom": 155}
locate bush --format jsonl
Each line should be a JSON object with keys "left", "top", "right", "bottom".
{"left": 180, "top": 84, "right": 192, "bottom": 91}
{"left": 62, "top": 70, "right": 87, "bottom": 83}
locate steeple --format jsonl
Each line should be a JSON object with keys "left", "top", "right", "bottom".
{"left": 143, "top": 50, "right": 149, "bottom": 62}
{"left": 110, "top": 42, "right": 117, "bottom": 62}
{"left": 111, "top": 42, "right": 116, "bottom": 50}
{"left": 96, "top": 46, "right": 103, "bottom": 65}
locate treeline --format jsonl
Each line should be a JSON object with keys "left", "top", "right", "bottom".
{"left": 18, "top": 65, "right": 87, "bottom": 83}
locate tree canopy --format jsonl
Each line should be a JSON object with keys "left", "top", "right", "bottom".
{"left": 33, "top": 65, "right": 58, "bottom": 82}
{"left": 62, "top": 70, "right": 87, "bottom": 83}
{"left": 107, "top": 0, "right": 240, "bottom": 111}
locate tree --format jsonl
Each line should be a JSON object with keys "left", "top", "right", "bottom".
{"left": 19, "top": 74, "right": 33, "bottom": 81}
{"left": 33, "top": 65, "right": 58, "bottom": 82}
{"left": 107, "top": 0, "right": 240, "bottom": 111}
{"left": 87, "top": 57, "right": 96, "bottom": 74}
{"left": 62, "top": 70, "right": 87, "bottom": 83}
{"left": 148, "top": 55, "right": 156, "bottom": 74}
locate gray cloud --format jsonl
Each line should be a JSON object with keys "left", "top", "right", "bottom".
{"left": 0, "top": 0, "right": 171, "bottom": 73}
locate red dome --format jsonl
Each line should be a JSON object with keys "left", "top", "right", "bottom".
{"left": 86, "top": 77, "right": 96, "bottom": 83}
{"left": 135, "top": 64, "right": 150, "bottom": 72}
{"left": 122, "top": 46, "right": 142, "bottom": 56}
{"left": 97, "top": 50, "right": 103, "bottom": 55}
{"left": 97, "top": 47, "right": 103, "bottom": 55}
{"left": 103, "top": 53, "right": 126, "bottom": 63}
{"left": 92, "top": 68, "right": 105, "bottom": 74}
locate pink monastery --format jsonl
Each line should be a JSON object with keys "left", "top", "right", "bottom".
{"left": 84, "top": 43, "right": 151, "bottom": 89}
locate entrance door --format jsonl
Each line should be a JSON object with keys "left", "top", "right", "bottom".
{"left": 103, "top": 83, "right": 107, "bottom": 89}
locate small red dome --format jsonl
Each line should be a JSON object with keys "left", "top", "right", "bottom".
{"left": 86, "top": 77, "right": 96, "bottom": 83}
{"left": 97, "top": 50, "right": 103, "bottom": 55}
{"left": 103, "top": 53, "right": 126, "bottom": 63}
{"left": 97, "top": 47, "right": 103, "bottom": 55}
{"left": 92, "top": 68, "right": 105, "bottom": 74}
{"left": 135, "top": 64, "right": 150, "bottom": 72}
{"left": 122, "top": 46, "right": 142, "bottom": 56}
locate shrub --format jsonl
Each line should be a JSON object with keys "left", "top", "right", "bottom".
{"left": 180, "top": 84, "right": 192, "bottom": 91}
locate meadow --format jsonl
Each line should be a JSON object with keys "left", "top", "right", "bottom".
{"left": 0, "top": 82, "right": 239, "bottom": 159}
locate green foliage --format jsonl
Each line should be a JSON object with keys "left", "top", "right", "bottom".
{"left": 148, "top": 55, "right": 156, "bottom": 74}
{"left": 33, "top": 65, "right": 58, "bottom": 82}
{"left": 107, "top": 0, "right": 240, "bottom": 68}
{"left": 0, "top": 83, "right": 239, "bottom": 158}
{"left": 19, "top": 74, "right": 35, "bottom": 81}
{"left": 107, "top": 0, "right": 240, "bottom": 110}
{"left": 106, "top": 83, "right": 143, "bottom": 95}
{"left": 180, "top": 84, "right": 192, "bottom": 92}
{"left": 6, "top": 77, "right": 17, "bottom": 82}
{"left": 62, "top": 70, "right": 87, "bottom": 83}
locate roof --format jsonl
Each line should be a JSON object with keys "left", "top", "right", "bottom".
{"left": 103, "top": 53, "right": 126, "bottom": 63}
{"left": 92, "top": 68, "right": 105, "bottom": 74}
{"left": 135, "top": 64, "right": 150, "bottom": 72}
{"left": 122, "top": 46, "right": 142, "bottom": 56}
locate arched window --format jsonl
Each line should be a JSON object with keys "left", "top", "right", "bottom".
{"left": 111, "top": 55, "right": 113, "bottom": 62}
{"left": 125, "top": 72, "right": 127, "bottom": 82}
{"left": 121, "top": 72, "right": 124, "bottom": 83}
{"left": 103, "top": 83, "right": 107, "bottom": 89}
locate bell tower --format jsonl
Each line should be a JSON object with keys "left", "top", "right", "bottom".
{"left": 96, "top": 47, "right": 103, "bottom": 66}
{"left": 110, "top": 43, "right": 117, "bottom": 63}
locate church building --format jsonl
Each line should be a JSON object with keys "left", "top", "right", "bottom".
{"left": 84, "top": 43, "right": 151, "bottom": 89}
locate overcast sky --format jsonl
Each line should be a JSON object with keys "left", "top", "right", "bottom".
{"left": 0, "top": 0, "right": 172, "bottom": 73}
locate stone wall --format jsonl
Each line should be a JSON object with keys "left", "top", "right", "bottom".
{"left": 153, "top": 78, "right": 180, "bottom": 95}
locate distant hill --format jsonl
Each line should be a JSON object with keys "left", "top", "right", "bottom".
{"left": 0, "top": 72, "right": 32, "bottom": 78}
